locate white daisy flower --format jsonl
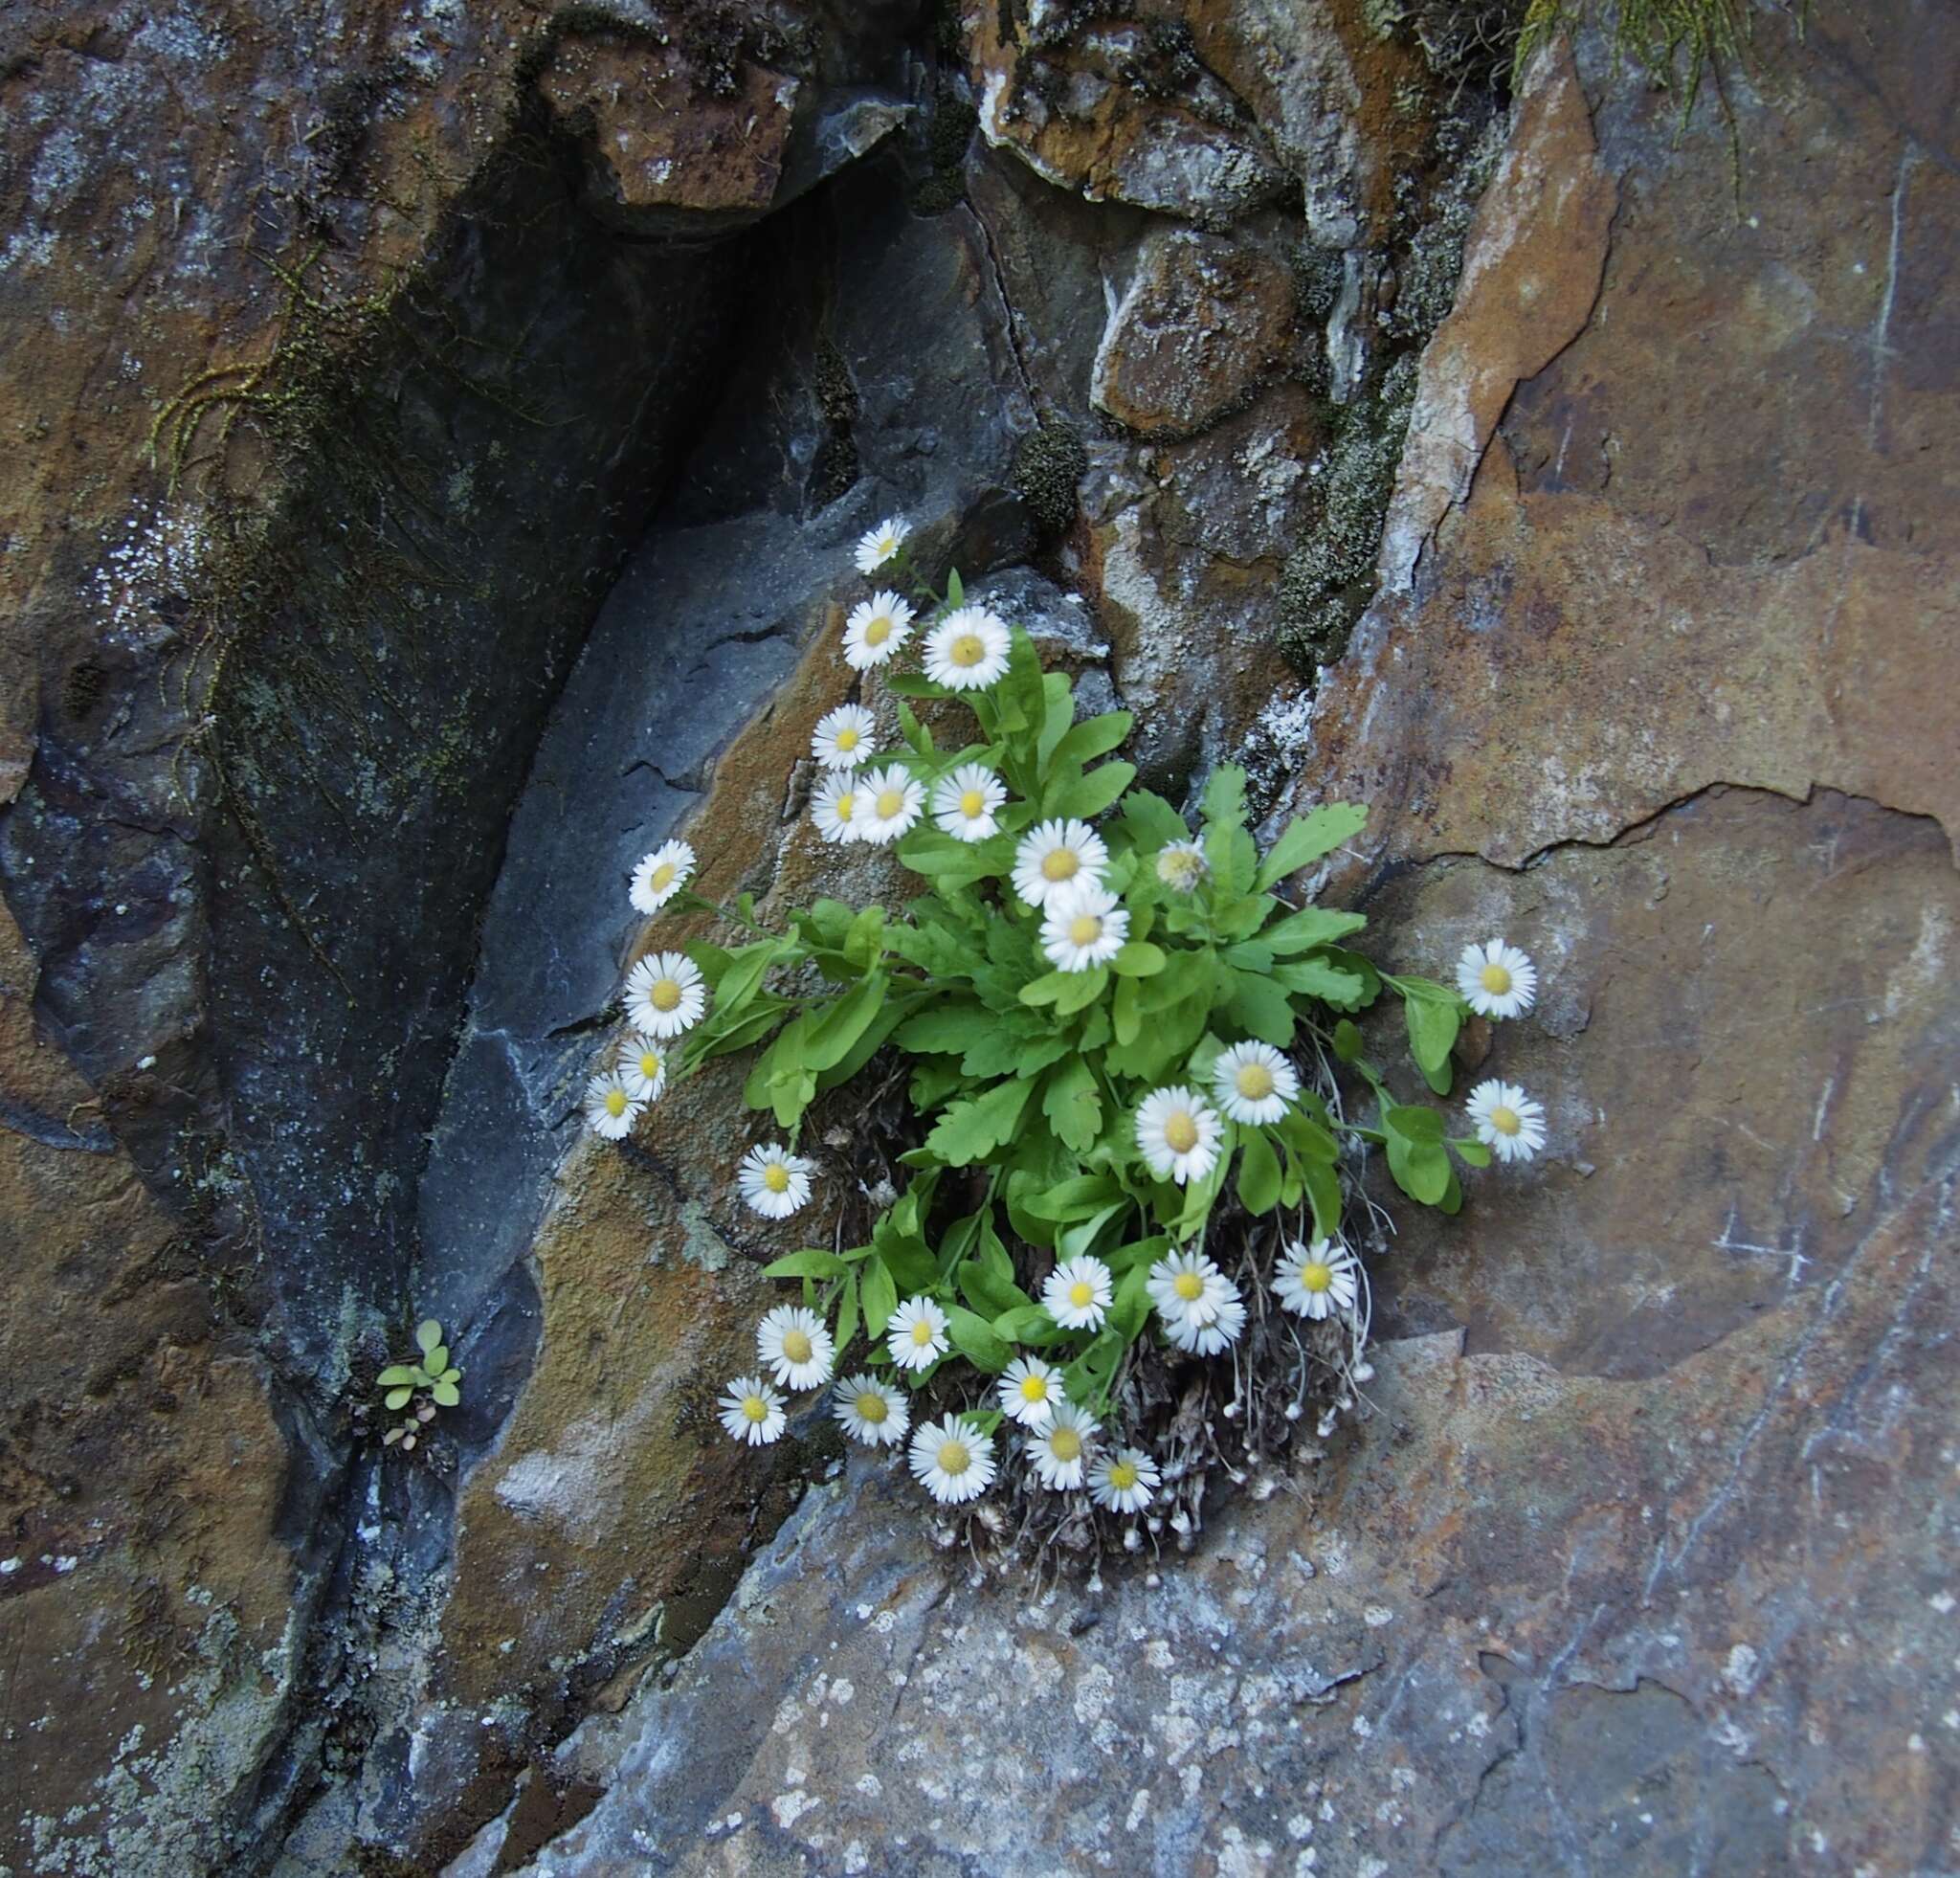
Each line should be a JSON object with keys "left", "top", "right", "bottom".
{"left": 719, "top": 1374, "right": 786, "bottom": 1446}
{"left": 1028, "top": 1399, "right": 1099, "bottom": 1490}
{"left": 921, "top": 607, "right": 1012, "bottom": 691}
{"left": 1040, "top": 878, "right": 1130, "bottom": 973}
{"left": 842, "top": 590, "right": 916, "bottom": 669}
{"left": 811, "top": 772, "right": 867, "bottom": 843}
{"left": 1274, "top": 1237, "right": 1360, "bottom": 1321}
{"left": 616, "top": 1035, "right": 668, "bottom": 1103}
{"left": 629, "top": 838, "right": 694, "bottom": 915}
{"left": 1456, "top": 937, "right": 1538, "bottom": 1020}
{"left": 1135, "top": 1085, "right": 1224, "bottom": 1186}
{"left": 997, "top": 1354, "right": 1065, "bottom": 1428}
{"left": 1211, "top": 1040, "right": 1300, "bottom": 1126}
{"left": 812, "top": 704, "right": 877, "bottom": 771}
{"left": 1041, "top": 1255, "right": 1113, "bottom": 1331}
{"left": 909, "top": 1415, "right": 996, "bottom": 1504}
{"left": 931, "top": 762, "right": 1006, "bottom": 842}
{"left": 1089, "top": 1446, "right": 1161, "bottom": 1514}
{"left": 858, "top": 764, "right": 925, "bottom": 845}
{"left": 855, "top": 516, "right": 911, "bottom": 576}
{"left": 832, "top": 1373, "right": 910, "bottom": 1448}
{"left": 1465, "top": 1079, "right": 1548, "bottom": 1164}
{"left": 625, "top": 951, "right": 706, "bottom": 1038}
{"left": 1147, "top": 1248, "right": 1240, "bottom": 1353}
{"left": 582, "top": 1068, "right": 645, "bottom": 1140}
{"left": 1168, "top": 1284, "right": 1244, "bottom": 1355}
{"left": 756, "top": 1304, "right": 835, "bottom": 1391}
{"left": 1012, "top": 817, "right": 1110, "bottom": 909}
{"left": 737, "top": 1143, "right": 813, "bottom": 1219}
{"left": 887, "top": 1294, "right": 949, "bottom": 1372}
{"left": 1155, "top": 839, "right": 1209, "bottom": 892}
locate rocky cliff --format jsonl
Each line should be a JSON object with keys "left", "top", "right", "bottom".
{"left": 0, "top": 2, "right": 1953, "bottom": 1873}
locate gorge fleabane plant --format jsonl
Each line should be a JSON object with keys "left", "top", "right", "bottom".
{"left": 593, "top": 524, "right": 1558, "bottom": 1558}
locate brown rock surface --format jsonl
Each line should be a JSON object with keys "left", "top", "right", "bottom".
{"left": 1091, "top": 226, "right": 1297, "bottom": 437}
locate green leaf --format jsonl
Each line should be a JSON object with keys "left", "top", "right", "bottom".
{"left": 1236, "top": 1129, "right": 1281, "bottom": 1216}
{"left": 1052, "top": 710, "right": 1132, "bottom": 771}
{"left": 1256, "top": 803, "right": 1369, "bottom": 889}
{"left": 710, "top": 939, "right": 783, "bottom": 1019}
{"left": 924, "top": 1077, "right": 1035, "bottom": 1166}
{"left": 993, "top": 1303, "right": 1066, "bottom": 1347}
{"left": 1110, "top": 1262, "right": 1153, "bottom": 1340}
{"left": 762, "top": 1248, "right": 849, "bottom": 1281}
{"left": 384, "top": 1387, "right": 412, "bottom": 1411}
{"left": 1018, "top": 1173, "right": 1122, "bottom": 1222}
{"left": 1018, "top": 971, "right": 1070, "bottom": 1007}
{"left": 431, "top": 1381, "right": 461, "bottom": 1408}
{"left": 1405, "top": 991, "right": 1461, "bottom": 1095}
{"left": 1385, "top": 1129, "right": 1452, "bottom": 1204}
{"left": 1109, "top": 941, "right": 1166, "bottom": 977}
{"left": 1276, "top": 1107, "right": 1339, "bottom": 1163}
{"left": 1332, "top": 1017, "right": 1365, "bottom": 1062}
{"left": 1036, "top": 671, "right": 1076, "bottom": 773}
{"left": 1452, "top": 1137, "right": 1493, "bottom": 1168}
{"left": 861, "top": 1257, "right": 899, "bottom": 1338}
{"left": 894, "top": 1000, "right": 994, "bottom": 1056}
{"left": 1225, "top": 970, "right": 1295, "bottom": 1048}
{"left": 377, "top": 1366, "right": 418, "bottom": 1387}
{"left": 1041, "top": 1059, "right": 1102, "bottom": 1155}
{"left": 1199, "top": 763, "right": 1247, "bottom": 835}
{"left": 1120, "top": 790, "right": 1192, "bottom": 852}
{"left": 423, "top": 1346, "right": 449, "bottom": 1375}
{"left": 1387, "top": 1102, "right": 1446, "bottom": 1144}
{"left": 440, "top": 1368, "right": 462, "bottom": 1385}
{"left": 1050, "top": 760, "right": 1136, "bottom": 822}
{"left": 835, "top": 1267, "right": 860, "bottom": 1355}
{"left": 896, "top": 699, "right": 934, "bottom": 755}
{"left": 1272, "top": 957, "right": 1367, "bottom": 1005}
{"left": 947, "top": 1306, "right": 1013, "bottom": 1373}
{"left": 947, "top": 567, "right": 965, "bottom": 606}
{"left": 1303, "top": 1158, "right": 1343, "bottom": 1239}
{"left": 1051, "top": 966, "right": 1108, "bottom": 1017}
{"left": 415, "top": 1320, "right": 442, "bottom": 1354}
{"left": 1261, "top": 905, "right": 1370, "bottom": 954}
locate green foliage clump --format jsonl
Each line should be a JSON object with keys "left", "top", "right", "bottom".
{"left": 647, "top": 558, "right": 1495, "bottom": 1483}
{"left": 1012, "top": 422, "right": 1089, "bottom": 539}
{"left": 377, "top": 1319, "right": 463, "bottom": 1453}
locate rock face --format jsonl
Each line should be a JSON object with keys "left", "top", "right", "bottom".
{"left": 2, "top": 0, "right": 1956, "bottom": 1873}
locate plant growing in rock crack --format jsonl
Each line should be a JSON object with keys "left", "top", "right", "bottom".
{"left": 376, "top": 1319, "right": 463, "bottom": 1453}
{"left": 589, "top": 516, "right": 1556, "bottom": 1566}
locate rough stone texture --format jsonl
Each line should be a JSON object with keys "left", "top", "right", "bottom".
{"left": 1090, "top": 225, "right": 1299, "bottom": 438}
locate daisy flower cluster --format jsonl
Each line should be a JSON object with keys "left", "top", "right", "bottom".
{"left": 582, "top": 513, "right": 1571, "bottom": 1551}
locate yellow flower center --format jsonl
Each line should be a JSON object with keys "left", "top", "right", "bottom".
{"left": 1235, "top": 1062, "right": 1276, "bottom": 1100}
{"left": 1301, "top": 1262, "right": 1333, "bottom": 1293}
{"left": 1068, "top": 1281, "right": 1094, "bottom": 1308}
{"left": 1163, "top": 1111, "right": 1198, "bottom": 1154}
{"left": 1067, "top": 913, "right": 1102, "bottom": 948}
{"left": 864, "top": 615, "right": 892, "bottom": 646}
{"left": 876, "top": 533, "right": 898, "bottom": 559}
{"left": 741, "top": 1395, "right": 768, "bottom": 1423}
{"left": 959, "top": 789, "right": 985, "bottom": 817}
{"left": 781, "top": 1328, "right": 812, "bottom": 1362}
{"left": 637, "top": 1051, "right": 661, "bottom": 1081}
{"left": 763, "top": 1163, "right": 791, "bottom": 1194}
{"left": 835, "top": 727, "right": 859, "bottom": 752}
{"left": 856, "top": 1391, "right": 887, "bottom": 1424}
{"left": 1173, "top": 1269, "right": 1204, "bottom": 1301}
{"left": 876, "top": 788, "right": 905, "bottom": 818}
{"left": 1019, "top": 1374, "right": 1049, "bottom": 1402}
{"left": 937, "top": 1440, "right": 970, "bottom": 1476}
{"left": 651, "top": 977, "right": 681, "bottom": 1012}
{"left": 1480, "top": 962, "right": 1512, "bottom": 995}
{"left": 1489, "top": 1104, "right": 1522, "bottom": 1137}
{"left": 949, "top": 633, "right": 986, "bottom": 668}
{"left": 910, "top": 1319, "right": 936, "bottom": 1347}
{"left": 1108, "top": 1460, "right": 1138, "bottom": 1490}
{"left": 650, "top": 861, "right": 676, "bottom": 891}
{"left": 836, "top": 793, "right": 858, "bottom": 822}
{"left": 1041, "top": 847, "right": 1080, "bottom": 883}
{"left": 604, "top": 1088, "right": 629, "bottom": 1119}
{"left": 1049, "top": 1427, "right": 1082, "bottom": 1463}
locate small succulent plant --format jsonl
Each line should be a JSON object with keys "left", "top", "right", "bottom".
{"left": 377, "top": 1319, "right": 463, "bottom": 1452}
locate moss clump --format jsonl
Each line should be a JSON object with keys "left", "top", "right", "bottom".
{"left": 1292, "top": 242, "right": 1347, "bottom": 325}
{"left": 1515, "top": 0, "right": 1788, "bottom": 108}
{"left": 1278, "top": 357, "right": 1418, "bottom": 672}
{"left": 911, "top": 89, "right": 978, "bottom": 216}
{"left": 1012, "top": 421, "right": 1089, "bottom": 538}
